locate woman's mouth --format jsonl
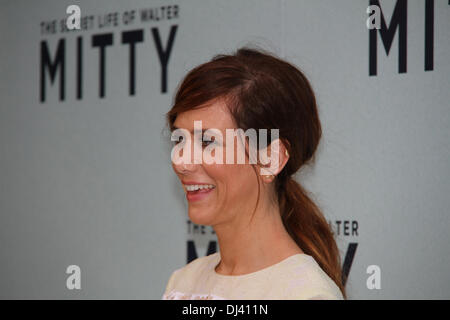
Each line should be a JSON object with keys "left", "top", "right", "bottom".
{"left": 183, "top": 184, "right": 216, "bottom": 202}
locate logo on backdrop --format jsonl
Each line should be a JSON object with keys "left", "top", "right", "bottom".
{"left": 39, "top": 5, "right": 179, "bottom": 102}
{"left": 367, "top": 0, "right": 449, "bottom": 76}
{"left": 187, "top": 219, "right": 359, "bottom": 287}
{"left": 328, "top": 220, "right": 359, "bottom": 286}
{"left": 40, "top": 1, "right": 449, "bottom": 102}
{"left": 187, "top": 220, "right": 216, "bottom": 263}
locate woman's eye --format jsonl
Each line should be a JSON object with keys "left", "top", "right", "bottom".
{"left": 202, "top": 137, "right": 216, "bottom": 147}
{"left": 172, "top": 136, "right": 184, "bottom": 145}
{"left": 202, "top": 139, "right": 214, "bottom": 147}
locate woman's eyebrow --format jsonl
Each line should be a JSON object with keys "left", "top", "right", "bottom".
{"left": 172, "top": 125, "right": 213, "bottom": 133}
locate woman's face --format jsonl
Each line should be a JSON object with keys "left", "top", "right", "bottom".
{"left": 171, "top": 99, "right": 261, "bottom": 227}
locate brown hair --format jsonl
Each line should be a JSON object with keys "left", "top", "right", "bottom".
{"left": 166, "top": 46, "right": 346, "bottom": 298}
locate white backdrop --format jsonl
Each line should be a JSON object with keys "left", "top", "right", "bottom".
{"left": 0, "top": 0, "right": 449, "bottom": 299}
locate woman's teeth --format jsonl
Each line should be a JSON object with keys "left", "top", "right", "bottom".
{"left": 184, "top": 184, "right": 215, "bottom": 192}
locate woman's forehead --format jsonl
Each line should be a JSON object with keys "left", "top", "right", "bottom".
{"left": 173, "top": 100, "right": 235, "bottom": 131}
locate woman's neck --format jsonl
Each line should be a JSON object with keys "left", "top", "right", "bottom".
{"left": 212, "top": 201, "right": 303, "bottom": 276}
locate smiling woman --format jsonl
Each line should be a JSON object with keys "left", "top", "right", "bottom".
{"left": 162, "top": 46, "right": 345, "bottom": 300}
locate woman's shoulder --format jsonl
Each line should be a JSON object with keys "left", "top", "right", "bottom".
{"left": 275, "top": 254, "right": 344, "bottom": 300}
{"left": 165, "top": 253, "right": 219, "bottom": 288}
{"left": 176, "top": 252, "right": 220, "bottom": 275}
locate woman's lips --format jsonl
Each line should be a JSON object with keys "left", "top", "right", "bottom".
{"left": 185, "top": 187, "right": 215, "bottom": 202}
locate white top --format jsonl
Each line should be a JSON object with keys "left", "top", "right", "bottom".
{"left": 162, "top": 252, "right": 344, "bottom": 300}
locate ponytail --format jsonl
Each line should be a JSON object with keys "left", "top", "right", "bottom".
{"left": 277, "top": 176, "right": 346, "bottom": 299}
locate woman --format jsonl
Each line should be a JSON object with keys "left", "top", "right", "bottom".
{"left": 162, "top": 47, "right": 345, "bottom": 300}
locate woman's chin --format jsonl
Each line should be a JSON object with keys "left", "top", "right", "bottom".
{"left": 188, "top": 208, "right": 215, "bottom": 226}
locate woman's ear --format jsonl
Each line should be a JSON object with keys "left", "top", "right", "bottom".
{"left": 258, "top": 139, "right": 290, "bottom": 180}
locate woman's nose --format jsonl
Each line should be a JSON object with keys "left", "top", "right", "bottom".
{"left": 171, "top": 139, "right": 201, "bottom": 174}
{"left": 173, "top": 160, "right": 197, "bottom": 174}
